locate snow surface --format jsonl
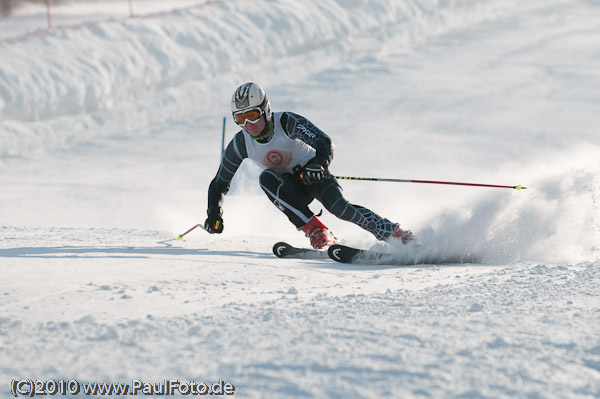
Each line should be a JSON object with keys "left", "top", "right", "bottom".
{"left": 1, "top": 0, "right": 600, "bottom": 398}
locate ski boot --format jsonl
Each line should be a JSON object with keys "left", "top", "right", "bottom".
{"left": 300, "top": 216, "right": 338, "bottom": 249}
{"left": 391, "top": 225, "right": 417, "bottom": 245}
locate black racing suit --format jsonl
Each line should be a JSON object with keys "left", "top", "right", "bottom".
{"left": 207, "top": 111, "right": 399, "bottom": 240}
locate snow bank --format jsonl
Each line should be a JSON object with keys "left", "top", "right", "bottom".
{"left": 0, "top": 0, "right": 527, "bottom": 158}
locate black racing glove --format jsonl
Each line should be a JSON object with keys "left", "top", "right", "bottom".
{"left": 301, "top": 159, "right": 329, "bottom": 185}
{"left": 204, "top": 209, "right": 224, "bottom": 234}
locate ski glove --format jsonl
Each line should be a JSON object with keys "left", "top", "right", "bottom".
{"left": 301, "top": 160, "right": 329, "bottom": 185}
{"left": 204, "top": 210, "right": 224, "bottom": 234}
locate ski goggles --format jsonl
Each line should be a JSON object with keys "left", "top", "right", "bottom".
{"left": 233, "top": 107, "right": 264, "bottom": 126}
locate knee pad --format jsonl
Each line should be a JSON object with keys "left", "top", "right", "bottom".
{"left": 259, "top": 169, "right": 283, "bottom": 190}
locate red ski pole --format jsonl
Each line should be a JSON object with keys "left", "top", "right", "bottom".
{"left": 177, "top": 224, "right": 204, "bottom": 240}
{"left": 332, "top": 176, "right": 526, "bottom": 190}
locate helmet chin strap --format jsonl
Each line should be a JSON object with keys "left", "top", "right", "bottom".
{"left": 250, "top": 118, "right": 274, "bottom": 142}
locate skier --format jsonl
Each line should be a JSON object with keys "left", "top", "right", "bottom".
{"left": 204, "top": 82, "right": 416, "bottom": 249}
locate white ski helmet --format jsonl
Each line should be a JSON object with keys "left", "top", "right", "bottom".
{"left": 231, "top": 82, "right": 272, "bottom": 125}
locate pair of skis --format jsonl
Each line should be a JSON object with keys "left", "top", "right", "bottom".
{"left": 178, "top": 227, "right": 473, "bottom": 265}
{"left": 273, "top": 242, "right": 478, "bottom": 265}
{"left": 274, "top": 242, "right": 406, "bottom": 265}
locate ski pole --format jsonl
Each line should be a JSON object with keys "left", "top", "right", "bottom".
{"left": 221, "top": 116, "right": 226, "bottom": 157}
{"left": 331, "top": 175, "right": 527, "bottom": 190}
{"left": 177, "top": 223, "right": 204, "bottom": 240}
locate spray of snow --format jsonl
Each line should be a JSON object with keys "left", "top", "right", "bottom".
{"left": 368, "top": 145, "right": 600, "bottom": 265}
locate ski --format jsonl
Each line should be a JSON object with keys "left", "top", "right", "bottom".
{"left": 272, "top": 242, "right": 329, "bottom": 260}
{"left": 327, "top": 244, "right": 388, "bottom": 264}
{"left": 328, "top": 244, "right": 479, "bottom": 265}
{"left": 275, "top": 242, "right": 478, "bottom": 265}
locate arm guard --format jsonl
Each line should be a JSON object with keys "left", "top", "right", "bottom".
{"left": 207, "top": 131, "right": 248, "bottom": 214}
{"left": 280, "top": 112, "right": 334, "bottom": 168}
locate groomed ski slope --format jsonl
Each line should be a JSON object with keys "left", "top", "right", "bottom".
{"left": 1, "top": 1, "right": 600, "bottom": 398}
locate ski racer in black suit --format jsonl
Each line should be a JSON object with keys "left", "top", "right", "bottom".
{"left": 205, "top": 82, "right": 415, "bottom": 249}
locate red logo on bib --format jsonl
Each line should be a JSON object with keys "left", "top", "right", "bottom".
{"left": 263, "top": 150, "right": 292, "bottom": 170}
{"left": 267, "top": 151, "right": 283, "bottom": 165}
